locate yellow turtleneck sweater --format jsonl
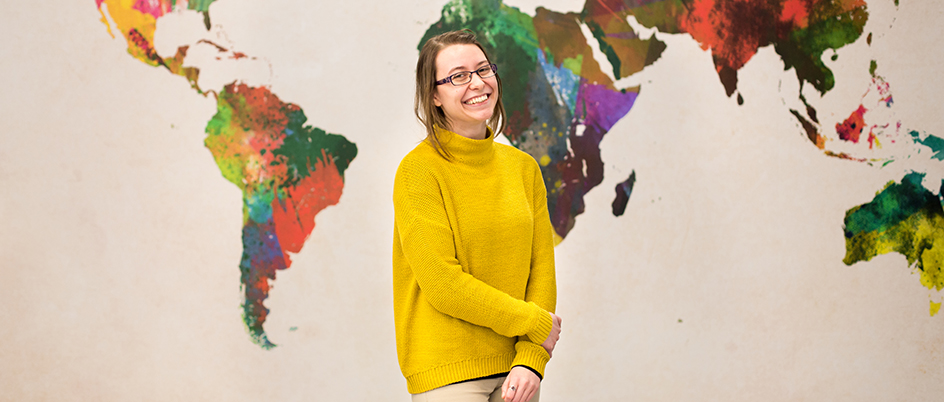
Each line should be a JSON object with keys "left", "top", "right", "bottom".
{"left": 392, "top": 128, "right": 557, "bottom": 394}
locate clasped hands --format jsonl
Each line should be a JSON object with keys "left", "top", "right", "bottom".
{"left": 501, "top": 312, "right": 562, "bottom": 402}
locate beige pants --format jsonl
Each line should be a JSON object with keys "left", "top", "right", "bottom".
{"left": 411, "top": 376, "right": 541, "bottom": 402}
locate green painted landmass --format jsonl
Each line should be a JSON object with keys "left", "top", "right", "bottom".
{"left": 186, "top": 0, "right": 217, "bottom": 12}
{"left": 779, "top": 1, "right": 868, "bottom": 95}
{"left": 274, "top": 111, "right": 358, "bottom": 184}
{"left": 910, "top": 130, "right": 944, "bottom": 161}
{"left": 844, "top": 172, "right": 944, "bottom": 298}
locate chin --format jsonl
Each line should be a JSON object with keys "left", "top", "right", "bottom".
{"left": 474, "top": 108, "right": 495, "bottom": 122}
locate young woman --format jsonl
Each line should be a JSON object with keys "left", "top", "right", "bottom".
{"left": 392, "top": 30, "right": 562, "bottom": 402}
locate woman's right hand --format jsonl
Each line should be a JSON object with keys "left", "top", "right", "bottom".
{"left": 540, "top": 312, "right": 562, "bottom": 357}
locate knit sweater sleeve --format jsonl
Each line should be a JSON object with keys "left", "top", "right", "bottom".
{"left": 512, "top": 160, "right": 558, "bottom": 377}
{"left": 393, "top": 157, "right": 554, "bottom": 344}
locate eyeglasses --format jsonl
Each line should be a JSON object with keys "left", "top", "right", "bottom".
{"left": 435, "top": 64, "right": 498, "bottom": 86}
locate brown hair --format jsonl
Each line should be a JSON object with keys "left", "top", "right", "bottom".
{"left": 414, "top": 29, "right": 506, "bottom": 160}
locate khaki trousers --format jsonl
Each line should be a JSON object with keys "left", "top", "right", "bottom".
{"left": 411, "top": 376, "right": 541, "bottom": 402}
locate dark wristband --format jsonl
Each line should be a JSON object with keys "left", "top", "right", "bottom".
{"left": 513, "top": 365, "right": 543, "bottom": 381}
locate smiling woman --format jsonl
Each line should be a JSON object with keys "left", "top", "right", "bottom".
{"left": 392, "top": 30, "right": 562, "bottom": 402}
{"left": 412, "top": 31, "right": 508, "bottom": 157}
{"left": 431, "top": 45, "right": 497, "bottom": 139}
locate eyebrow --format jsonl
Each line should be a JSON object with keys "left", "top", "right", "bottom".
{"left": 448, "top": 60, "right": 490, "bottom": 75}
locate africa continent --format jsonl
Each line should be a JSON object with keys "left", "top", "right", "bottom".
{"left": 423, "top": 0, "right": 943, "bottom": 312}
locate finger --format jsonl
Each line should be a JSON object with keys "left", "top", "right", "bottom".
{"left": 505, "top": 383, "right": 518, "bottom": 402}
{"left": 522, "top": 388, "right": 536, "bottom": 402}
{"left": 512, "top": 387, "right": 524, "bottom": 402}
{"left": 512, "top": 384, "right": 530, "bottom": 402}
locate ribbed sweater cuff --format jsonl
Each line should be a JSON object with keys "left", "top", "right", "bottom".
{"left": 512, "top": 341, "right": 551, "bottom": 378}
{"left": 524, "top": 303, "right": 553, "bottom": 344}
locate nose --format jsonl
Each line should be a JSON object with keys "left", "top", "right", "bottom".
{"left": 468, "top": 72, "right": 485, "bottom": 90}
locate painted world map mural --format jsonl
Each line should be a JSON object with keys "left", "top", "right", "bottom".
{"left": 95, "top": 0, "right": 943, "bottom": 350}
{"left": 96, "top": 0, "right": 358, "bottom": 348}
{"left": 418, "top": 0, "right": 943, "bottom": 314}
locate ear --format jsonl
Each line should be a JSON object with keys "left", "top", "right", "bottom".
{"left": 433, "top": 91, "right": 442, "bottom": 107}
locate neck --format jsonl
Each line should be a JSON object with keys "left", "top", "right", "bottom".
{"left": 448, "top": 120, "right": 488, "bottom": 140}
{"left": 434, "top": 126, "right": 495, "bottom": 165}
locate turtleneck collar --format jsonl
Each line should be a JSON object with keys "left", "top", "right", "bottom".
{"left": 435, "top": 126, "right": 496, "bottom": 165}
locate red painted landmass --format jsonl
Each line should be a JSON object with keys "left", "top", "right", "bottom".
{"left": 837, "top": 105, "right": 867, "bottom": 143}
{"left": 221, "top": 84, "right": 292, "bottom": 184}
{"left": 780, "top": 0, "right": 809, "bottom": 27}
{"left": 680, "top": 0, "right": 779, "bottom": 74}
{"left": 271, "top": 155, "right": 345, "bottom": 266}
{"left": 127, "top": 28, "right": 162, "bottom": 64}
{"left": 673, "top": 0, "right": 865, "bottom": 96}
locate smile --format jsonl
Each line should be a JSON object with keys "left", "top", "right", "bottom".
{"left": 464, "top": 94, "right": 489, "bottom": 105}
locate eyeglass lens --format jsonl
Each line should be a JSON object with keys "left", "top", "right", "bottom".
{"left": 451, "top": 65, "right": 495, "bottom": 85}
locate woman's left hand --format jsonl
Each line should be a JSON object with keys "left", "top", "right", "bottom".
{"left": 501, "top": 366, "right": 540, "bottom": 402}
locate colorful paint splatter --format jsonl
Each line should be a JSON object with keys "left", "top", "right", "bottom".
{"left": 420, "top": 0, "right": 874, "bottom": 240}
{"left": 794, "top": 59, "right": 912, "bottom": 163}
{"left": 96, "top": 0, "right": 203, "bottom": 90}
{"left": 822, "top": 60, "right": 943, "bottom": 316}
{"left": 625, "top": 0, "right": 873, "bottom": 158}
{"left": 843, "top": 172, "right": 944, "bottom": 315}
{"left": 421, "top": 1, "right": 944, "bottom": 317}
{"left": 206, "top": 83, "right": 356, "bottom": 348}
{"left": 422, "top": 0, "right": 660, "bottom": 241}
{"left": 624, "top": 0, "right": 868, "bottom": 103}
{"left": 96, "top": 0, "right": 356, "bottom": 348}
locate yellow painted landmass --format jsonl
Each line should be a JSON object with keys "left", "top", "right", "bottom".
{"left": 918, "top": 217, "right": 944, "bottom": 291}
{"left": 97, "top": 1, "right": 203, "bottom": 91}
{"left": 845, "top": 209, "right": 944, "bottom": 304}
{"left": 97, "top": 6, "right": 115, "bottom": 39}
{"left": 99, "top": 0, "right": 161, "bottom": 66}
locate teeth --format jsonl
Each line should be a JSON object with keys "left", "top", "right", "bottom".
{"left": 465, "top": 94, "right": 488, "bottom": 105}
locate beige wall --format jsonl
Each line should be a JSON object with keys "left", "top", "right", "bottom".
{"left": 2, "top": 0, "right": 942, "bottom": 400}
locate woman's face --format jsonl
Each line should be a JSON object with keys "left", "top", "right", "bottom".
{"left": 433, "top": 44, "right": 497, "bottom": 136}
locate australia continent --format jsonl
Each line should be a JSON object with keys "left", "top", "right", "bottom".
{"left": 843, "top": 172, "right": 944, "bottom": 315}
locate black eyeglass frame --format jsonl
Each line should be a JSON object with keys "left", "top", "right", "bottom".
{"left": 435, "top": 64, "right": 498, "bottom": 86}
